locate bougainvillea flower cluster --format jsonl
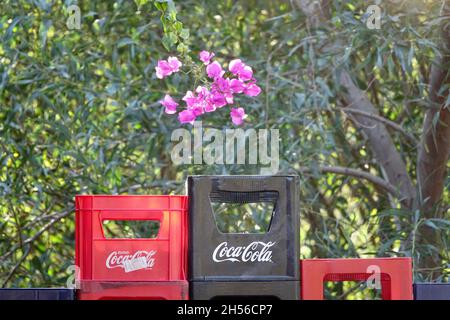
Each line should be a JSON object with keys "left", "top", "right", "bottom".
{"left": 156, "top": 51, "right": 261, "bottom": 125}
{"left": 155, "top": 57, "right": 182, "bottom": 79}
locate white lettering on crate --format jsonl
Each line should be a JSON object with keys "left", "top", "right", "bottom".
{"left": 106, "top": 250, "right": 156, "bottom": 272}
{"left": 212, "top": 241, "right": 275, "bottom": 263}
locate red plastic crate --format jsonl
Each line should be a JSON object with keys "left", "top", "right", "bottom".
{"left": 75, "top": 195, "right": 188, "bottom": 282}
{"left": 77, "top": 281, "right": 188, "bottom": 300}
{"left": 300, "top": 258, "right": 413, "bottom": 300}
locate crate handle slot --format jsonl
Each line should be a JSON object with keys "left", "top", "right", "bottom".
{"left": 209, "top": 190, "right": 278, "bottom": 203}
{"left": 209, "top": 191, "right": 278, "bottom": 234}
{"left": 102, "top": 220, "right": 161, "bottom": 239}
{"left": 93, "top": 210, "right": 169, "bottom": 239}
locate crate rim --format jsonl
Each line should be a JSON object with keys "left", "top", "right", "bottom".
{"left": 301, "top": 257, "right": 412, "bottom": 262}
{"left": 414, "top": 282, "right": 449, "bottom": 285}
{"left": 75, "top": 194, "right": 188, "bottom": 198}
{"left": 187, "top": 175, "right": 299, "bottom": 178}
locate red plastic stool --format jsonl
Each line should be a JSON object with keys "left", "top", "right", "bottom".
{"left": 300, "top": 258, "right": 413, "bottom": 300}
{"left": 77, "top": 281, "right": 188, "bottom": 300}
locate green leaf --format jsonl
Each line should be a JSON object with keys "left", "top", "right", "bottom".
{"left": 179, "top": 28, "right": 189, "bottom": 40}
{"left": 161, "top": 34, "right": 173, "bottom": 51}
{"left": 424, "top": 220, "right": 438, "bottom": 230}
{"left": 116, "top": 37, "right": 136, "bottom": 48}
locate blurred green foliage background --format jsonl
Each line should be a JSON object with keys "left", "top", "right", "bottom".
{"left": 0, "top": 0, "right": 449, "bottom": 299}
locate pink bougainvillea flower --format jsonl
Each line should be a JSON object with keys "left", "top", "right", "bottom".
{"left": 211, "top": 91, "right": 227, "bottom": 108}
{"left": 199, "top": 51, "right": 215, "bottom": 65}
{"left": 211, "top": 77, "right": 234, "bottom": 104}
{"left": 229, "top": 59, "right": 245, "bottom": 75}
{"left": 214, "top": 77, "right": 230, "bottom": 92}
{"left": 206, "top": 61, "right": 224, "bottom": 79}
{"left": 167, "top": 56, "right": 182, "bottom": 72}
{"left": 228, "top": 59, "right": 253, "bottom": 81}
{"left": 195, "top": 87, "right": 216, "bottom": 112}
{"left": 155, "top": 57, "right": 182, "bottom": 79}
{"left": 195, "top": 85, "right": 210, "bottom": 98}
{"left": 155, "top": 60, "right": 173, "bottom": 79}
{"left": 184, "top": 86, "right": 213, "bottom": 113}
{"left": 178, "top": 109, "right": 196, "bottom": 124}
{"left": 160, "top": 94, "right": 178, "bottom": 114}
{"left": 182, "top": 90, "right": 197, "bottom": 107}
{"left": 238, "top": 65, "right": 253, "bottom": 81}
{"left": 230, "top": 107, "right": 247, "bottom": 125}
{"left": 190, "top": 104, "right": 205, "bottom": 116}
{"left": 230, "top": 79, "right": 245, "bottom": 93}
{"left": 223, "top": 92, "right": 234, "bottom": 104}
{"left": 204, "top": 99, "right": 216, "bottom": 112}
{"left": 244, "top": 82, "right": 262, "bottom": 97}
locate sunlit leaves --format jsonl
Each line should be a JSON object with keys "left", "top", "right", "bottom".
{"left": 0, "top": 0, "right": 448, "bottom": 291}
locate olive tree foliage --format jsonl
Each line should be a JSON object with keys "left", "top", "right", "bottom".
{"left": 0, "top": 0, "right": 448, "bottom": 291}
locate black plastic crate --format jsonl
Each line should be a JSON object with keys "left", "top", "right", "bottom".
{"left": 414, "top": 283, "right": 450, "bottom": 300}
{"left": 190, "top": 280, "right": 300, "bottom": 300}
{"left": 0, "top": 288, "right": 75, "bottom": 300}
{"left": 188, "top": 175, "right": 299, "bottom": 281}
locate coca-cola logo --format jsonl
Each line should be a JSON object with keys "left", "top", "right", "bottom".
{"left": 106, "top": 250, "right": 156, "bottom": 271}
{"left": 212, "top": 241, "right": 275, "bottom": 263}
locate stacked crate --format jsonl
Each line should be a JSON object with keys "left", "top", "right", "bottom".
{"left": 187, "top": 175, "right": 300, "bottom": 300}
{"left": 414, "top": 283, "right": 450, "bottom": 300}
{"left": 75, "top": 195, "right": 189, "bottom": 300}
{"left": 0, "top": 289, "right": 74, "bottom": 300}
{"left": 300, "top": 258, "right": 413, "bottom": 300}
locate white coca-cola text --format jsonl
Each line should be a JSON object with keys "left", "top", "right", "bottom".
{"left": 106, "top": 250, "right": 156, "bottom": 270}
{"left": 212, "top": 241, "right": 275, "bottom": 263}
